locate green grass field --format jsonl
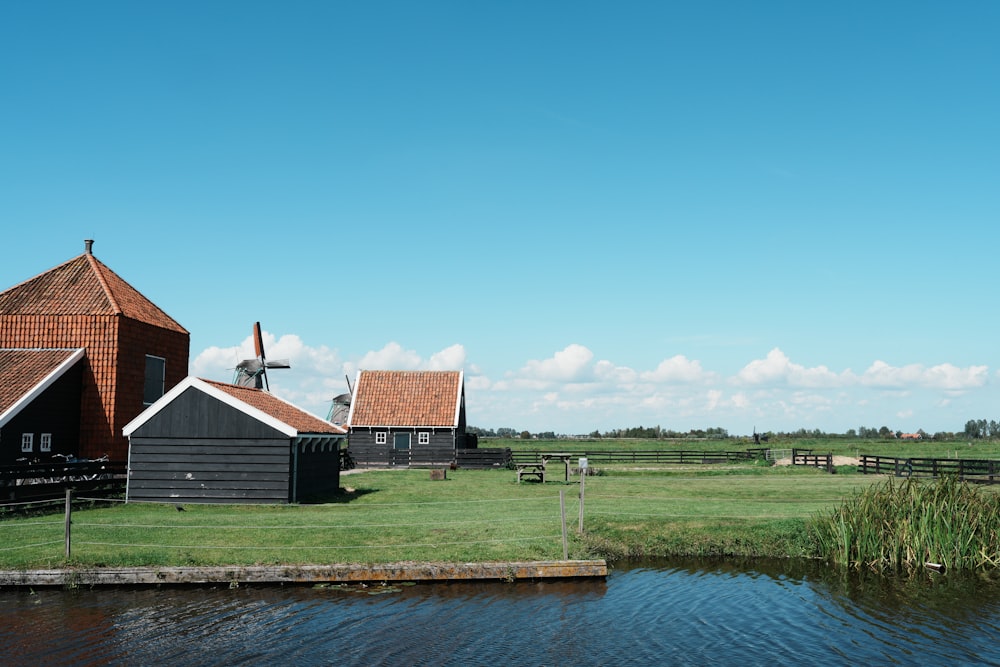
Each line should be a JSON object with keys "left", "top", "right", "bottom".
{"left": 490, "top": 436, "right": 1000, "bottom": 460}
{"left": 4, "top": 436, "right": 999, "bottom": 571}
{"left": 0, "top": 462, "right": 891, "bottom": 570}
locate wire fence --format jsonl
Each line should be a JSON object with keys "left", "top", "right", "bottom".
{"left": 0, "top": 472, "right": 863, "bottom": 566}
{"left": 0, "top": 490, "right": 573, "bottom": 562}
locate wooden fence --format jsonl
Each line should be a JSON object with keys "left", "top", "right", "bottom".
{"left": 0, "top": 460, "right": 126, "bottom": 504}
{"left": 510, "top": 450, "right": 761, "bottom": 465}
{"left": 346, "top": 446, "right": 512, "bottom": 469}
{"left": 858, "top": 455, "right": 1000, "bottom": 484}
{"left": 792, "top": 449, "right": 834, "bottom": 473}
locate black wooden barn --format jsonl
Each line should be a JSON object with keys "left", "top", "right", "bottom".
{"left": 346, "top": 370, "right": 473, "bottom": 467}
{"left": 123, "top": 377, "right": 346, "bottom": 504}
{"left": 0, "top": 348, "right": 85, "bottom": 464}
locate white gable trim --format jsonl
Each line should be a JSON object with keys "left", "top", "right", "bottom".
{"left": 0, "top": 348, "right": 86, "bottom": 429}
{"left": 453, "top": 370, "right": 464, "bottom": 427}
{"left": 345, "top": 369, "right": 362, "bottom": 426}
{"left": 123, "top": 376, "right": 297, "bottom": 438}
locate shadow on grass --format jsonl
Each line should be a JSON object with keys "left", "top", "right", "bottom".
{"left": 301, "top": 487, "right": 379, "bottom": 504}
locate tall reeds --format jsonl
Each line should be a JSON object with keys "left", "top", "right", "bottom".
{"left": 812, "top": 475, "right": 1000, "bottom": 571}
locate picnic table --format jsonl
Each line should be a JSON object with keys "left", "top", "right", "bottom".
{"left": 540, "top": 453, "right": 573, "bottom": 482}
{"left": 515, "top": 462, "right": 546, "bottom": 483}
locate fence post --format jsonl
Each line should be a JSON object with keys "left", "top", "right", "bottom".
{"left": 559, "top": 489, "right": 568, "bottom": 560}
{"left": 64, "top": 487, "right": 72, "bottom": 559}
{"left": 578, "top": 466, "right": 586, "bottom": 533}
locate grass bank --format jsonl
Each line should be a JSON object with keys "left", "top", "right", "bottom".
{"left": 0, "top": 464, "right": 884, "bottom": 570}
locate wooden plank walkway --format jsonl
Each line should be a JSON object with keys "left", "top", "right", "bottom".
{"left": 0, "top": 560, "right": 608, "bottom": 588}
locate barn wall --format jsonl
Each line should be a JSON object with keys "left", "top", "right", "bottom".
{"left": 293, "top": 439, "right": 342, "bottom": 501}
{"left": 348, "top": 428, "right": 456, "bottom": 467}
{"left": 132, "top": 387, "right": 288, "bottom": 440}
{"left": 127, "top": 389, "right": 294, "bottom": 504}
{"left": 0, "top": 362, "right": 84, "bottom": 464}
{"left": 126, "top": 437, "right": 291, "bottom": 504}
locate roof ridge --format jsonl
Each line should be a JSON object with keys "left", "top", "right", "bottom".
{"left": 86, "top": 253, "right": 122, "bottom": 314}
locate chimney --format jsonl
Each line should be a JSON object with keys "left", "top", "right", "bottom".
{"left": 85, "top": 239, "right": 94, "bottom": 255}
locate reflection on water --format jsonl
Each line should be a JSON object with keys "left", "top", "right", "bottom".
{"left": 3, "top": 560, "right": 1000, "bottom": 666}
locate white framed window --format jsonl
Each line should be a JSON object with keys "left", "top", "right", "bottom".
{"left": 21, "top": 433, "right": 33, "bottom": 453}
{"left": 144, "top": 355, "right": 166, "bottom": 406}
{"left": 375, "top": 432, "right": 387, "bottom": 445}
{"left": 40, "top": 433, "right": 52, "bottom": 452}
{"left": 418, "top": 432, "right": 430, "bottom": 445}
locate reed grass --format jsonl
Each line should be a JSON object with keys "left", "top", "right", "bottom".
{"left": 811, "top": 475, "right": 1000, "bottom": 572}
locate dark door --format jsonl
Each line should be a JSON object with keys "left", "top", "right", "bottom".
{"left": 391, "top": 433, "right": 411, "bottom": 466}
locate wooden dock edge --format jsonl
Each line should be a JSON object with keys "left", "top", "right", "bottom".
{"left": 0, "top": 560, "right": 608, "bottom": 588}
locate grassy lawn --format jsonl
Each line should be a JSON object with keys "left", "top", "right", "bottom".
{"left": 0, "top": 463, "right": 891, "bottom": 570}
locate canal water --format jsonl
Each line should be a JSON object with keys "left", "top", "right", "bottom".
{"left": 3, "top": 559, "right": 1000, "bottom": 666}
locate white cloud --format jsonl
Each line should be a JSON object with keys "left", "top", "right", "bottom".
{"left": 516, "top": 344, "right": 594, "bottom": 382}
{"left": 427, "top": 343, "right": 467, "bottom": 370}
{"left": 641, "top": 355, "right": 713, "bottom": 383}
{"left": 861, "top": 360, "right": 988, "bottom": 390}
{"left": 192, "top": 333, "right": 996, "bottom": 435}
{"left": 734, "top": 348, "right": 845, "bottom": 387}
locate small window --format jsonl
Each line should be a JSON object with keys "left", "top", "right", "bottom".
{"left": 40, "top": 433, "right": 52, "bottom": 452}
{"left": 144, "top": 355, "right": 166, "bottom": 406}
{"left": 418, "top": 432, "right": 430, "bottom": 445}
{"left": 375, "top": 432, "right": 387, "bottom": 445}
{"left": 21, "top": 433, "right": 33, "bottom": 453}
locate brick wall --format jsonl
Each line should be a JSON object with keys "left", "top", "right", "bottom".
{"left": 0, "top": 313, "right": 189, "bottom": 460}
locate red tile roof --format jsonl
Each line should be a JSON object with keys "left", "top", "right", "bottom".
{"left": 0, "top": 251, "right": 187, "bottom": 333}
{"left": 348, "top": 370, "right": 462, "bottom": 427}
{"left": 202, "top": 379, "right": 346, "bottom": 435}
{"left": 0, "top": 348, "right": 83, "bottom": 420}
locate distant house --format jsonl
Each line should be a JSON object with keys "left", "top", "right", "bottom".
{"left": 0, "top": 349, "right": 85, "bottom": 464}
{"left": 346, "top": 370, "right": 470, "bottom": 467}
{"left": 124, "top": 377, "right": 346, "bottom": 504}
{"left": 0, "top": 240, "right": 189, "bottom": 462}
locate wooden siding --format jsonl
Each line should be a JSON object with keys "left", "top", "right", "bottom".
{"left": 126, "top": 388, "right": 342, "bottom": 504}
{"left": 130, "top": 387, "right": 288, "bottom": 440}
{"left": 127, "top": 437, "right": 291, "bottom": 504}
{"left": 293, "top": 439, "right": 341, "bottom": 500}
{"left": 348, "top": 428, "right": 457, "bottom": 467}
{"left": 0, "top": 363, "right": 83, "bottom": 464}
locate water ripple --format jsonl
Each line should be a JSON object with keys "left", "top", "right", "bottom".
{"left": 3, "top": 563, "right": 1000, "bottom": 666}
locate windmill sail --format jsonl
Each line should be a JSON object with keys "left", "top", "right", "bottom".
{"left": 233, "top": 322, "right": 290, "bottom": 390}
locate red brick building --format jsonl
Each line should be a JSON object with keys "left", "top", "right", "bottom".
{"left": 0, "top": 240, "right": 189, "bottom": 461}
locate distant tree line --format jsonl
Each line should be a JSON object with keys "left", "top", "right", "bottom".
{"left": 963, "top": 419, "right": 1000, "bottom": 439}
{"left": 469, "top": 421, "right": 1000, "bottom": 441}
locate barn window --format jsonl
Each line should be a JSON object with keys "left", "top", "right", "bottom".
{"left": 375, "top": 432, "right": 387, "bottom": 445}
{"left": 144, "top": 355, "right": 166, "bottom": 405}
{"left": 418, "top": 432, "right": 430, "bottom": 445}
{"left": 40, "top": 433, "right": 52, "bottom": 452}
{"left": 21, "top": 433, "right": 33, "bottom": 453}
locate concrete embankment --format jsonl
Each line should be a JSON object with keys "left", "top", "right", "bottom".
{"left": 0, "top": 559, "right": 608, "bottom": 588}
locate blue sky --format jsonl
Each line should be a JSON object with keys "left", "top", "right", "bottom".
{"left": 3, "top": 2, "right": 998, "bottom": 435}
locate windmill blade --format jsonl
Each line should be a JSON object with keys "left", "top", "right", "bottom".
{"left": 253, "top": 321, "right": 266, "bottom": 361}
{"left": 245, "top": 321, "right": 291, "bottom": 391}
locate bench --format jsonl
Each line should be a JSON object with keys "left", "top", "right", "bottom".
{"left": 516, "top": 463, "right": 546, "bottom": 483}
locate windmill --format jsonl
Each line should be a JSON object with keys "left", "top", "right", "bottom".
{"left": 326, "top": 374, "right": 353, "bottom": 425}
{"left": 232, "top": 322, "right": 290, "bottom": 390}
